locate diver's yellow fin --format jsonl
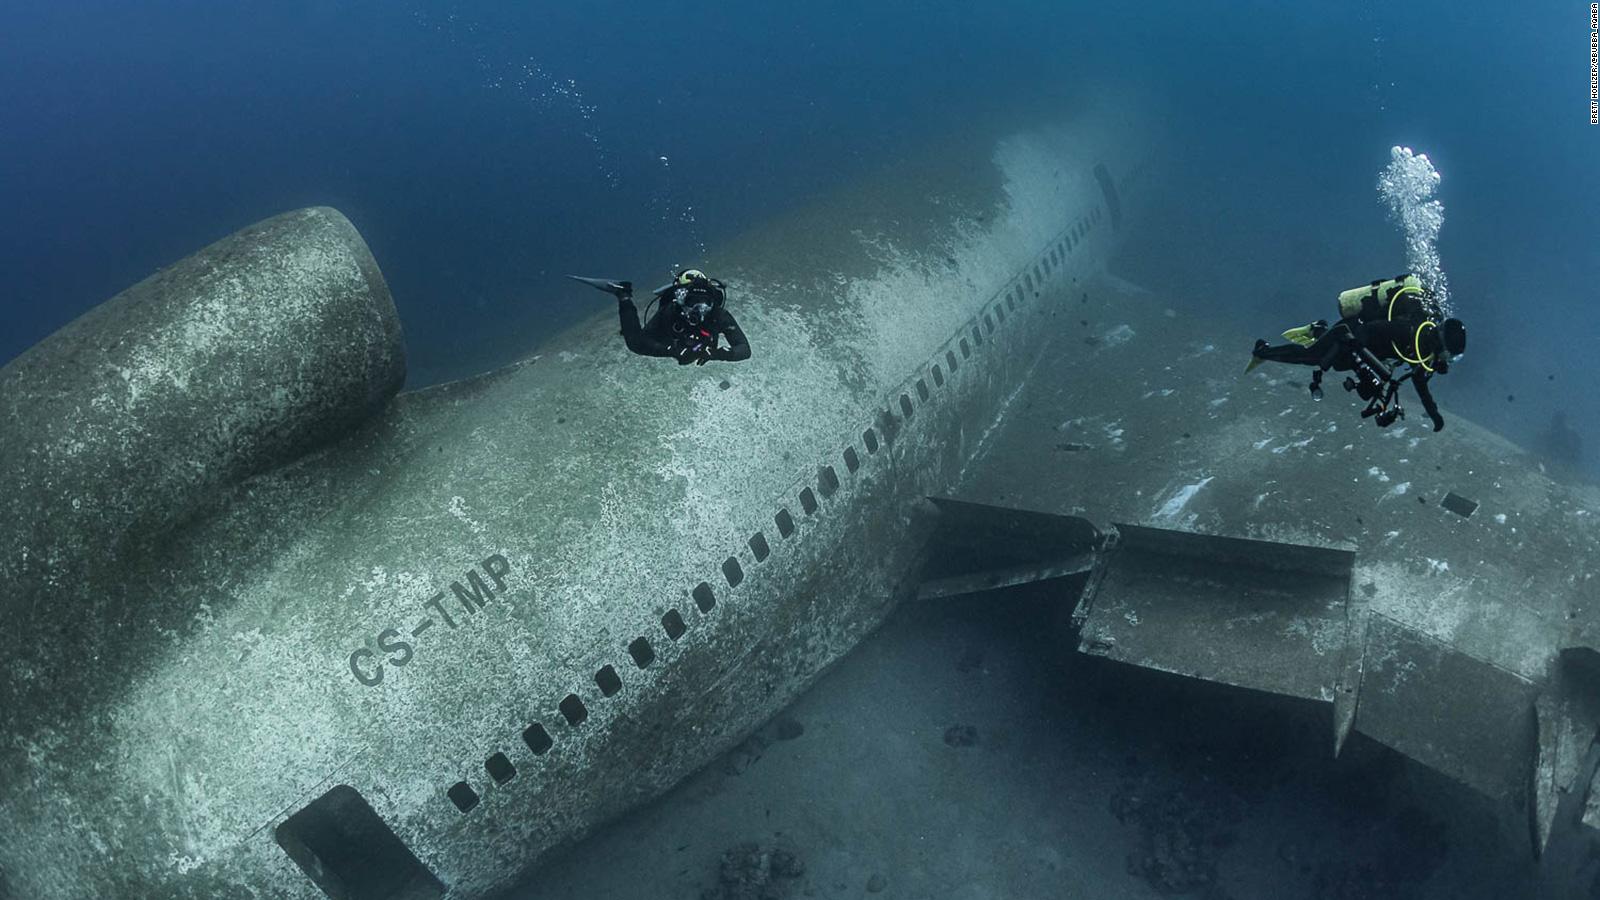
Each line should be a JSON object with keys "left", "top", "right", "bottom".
{"left": 1281, "top": 323, "right": 1319, "bottom": 347}
{"left": 1244, "top": 355, "right": 1266, "bottom": 374}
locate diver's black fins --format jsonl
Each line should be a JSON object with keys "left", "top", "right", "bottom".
{"left": 566, "top": 275, "right": 633, "bottom": 298}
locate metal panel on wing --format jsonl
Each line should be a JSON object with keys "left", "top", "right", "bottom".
{"left": 1354, "top": 613, "right": 1538, "bottom": 801}
{"left": 1078, "top": 524, "right": 1355, "bottom": 702}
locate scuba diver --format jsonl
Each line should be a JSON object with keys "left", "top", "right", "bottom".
{"left": 569, "top": 269, "right": 751, "bottom": 365}
{"left": 1248, "top": 274, "right": 1466, "bottom": 431}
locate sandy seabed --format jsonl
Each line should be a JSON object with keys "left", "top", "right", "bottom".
{"left": 518, "top": 587, "right": 1545, "bottom": 900}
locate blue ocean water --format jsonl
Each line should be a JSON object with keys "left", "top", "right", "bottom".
{"left": 3, "top": 4, "right": 1598, "bottom": 898}
{"left": 1, "top": 0, "right": 1592, "bottom": 430}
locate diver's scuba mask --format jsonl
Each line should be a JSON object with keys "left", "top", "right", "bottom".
{"left": 683, "top": 300, "right": 714, "bottom": 327}
{"left": 1429, "top": 317, "right": 1467, "bottom": 372}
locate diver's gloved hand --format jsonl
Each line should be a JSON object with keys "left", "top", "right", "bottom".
{"left": 673, "top": 345, "right": 712, "bottom": 366}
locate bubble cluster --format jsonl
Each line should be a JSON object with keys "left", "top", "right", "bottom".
{"left": 1377, "top": 146, "right": 1450, "bottom": 312}
{"left": 511, "top": 61, "right": 618, "bottom": 187}
{"left": 413, "top": 5, "right": 619, "bottom": 187}
{"left": 650, "top": 155, "right": 708, "bottom": 257}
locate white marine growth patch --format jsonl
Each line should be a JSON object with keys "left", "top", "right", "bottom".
{"left": 1154, "top": 476, "right": 1214, "bottom": 523}
{"left": 845, "top": 130, "right": 1088, "bottom": 394}
{"left": 1101, "top": 324, "right": 1136, "bottom": 347}
{"left": 447, "top": 495, "right": 489, "bottom": 536}
{"left": 1360, "top": 559, "right": 1476, "bottom": 649}
{"left": 1102, "top": 421, "right": 1126, "bottom": 449}
{"left": 653, "top": 301, "right": 860, "bottom": 538}
{"left": 1284, "top": 606, "right": 1346, "bottom": 658}
{"left": 105, "top": 551, "right": 441, "bottom": 864}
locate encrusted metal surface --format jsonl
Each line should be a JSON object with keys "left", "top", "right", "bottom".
{"left": 0, "top": 114, "right": 1142, "bottom": 899}
{"left": 959, "top": 271, "right": 1600, "bottom": 850}
{"left": 1355, "top": 613, "right": 1537, "bottom": 801}
{"left": 1079, "top": 526, "right": 1353, "bottom": 702}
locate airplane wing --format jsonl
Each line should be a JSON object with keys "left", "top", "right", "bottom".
{"left": 922, "top": 274, "right": 1600, "bottom": 857}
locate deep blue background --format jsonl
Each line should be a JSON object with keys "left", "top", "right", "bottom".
{"left": 2, "top": 0, "right": 1593, "bottom": 456}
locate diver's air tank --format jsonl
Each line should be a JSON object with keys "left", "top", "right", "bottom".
{"left": 1337, "top": 273, "right": 1423, "bottom": 320}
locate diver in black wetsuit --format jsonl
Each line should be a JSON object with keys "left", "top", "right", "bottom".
{"left": 569, "top": 269, "right": 751, "bottom": 365}
{"left": 1250, "top": 274, "right": 1466, "bottom": 431}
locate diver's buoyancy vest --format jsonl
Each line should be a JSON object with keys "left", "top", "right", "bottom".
{"left": 1336, "top": 274, "right": 1440, "bottom": 369}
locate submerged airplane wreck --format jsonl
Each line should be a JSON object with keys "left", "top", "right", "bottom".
{"left": 1, "top": 107, "right": 1597, "bottom": 899}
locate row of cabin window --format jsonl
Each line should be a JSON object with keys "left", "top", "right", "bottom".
{"left": 444, "top": 241, "right": 1069, "bottom": 814}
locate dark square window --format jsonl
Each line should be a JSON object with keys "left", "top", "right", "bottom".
{"left": 722, "top": 557, "right": 744, "bottom": 588}
{"left": 863, "top": 428, "right": 879, "bottom": 453}
{"left": 843, "top": 446, "right": 860, "bottom": 472}
{"left": 995, "top": 305, "right": 1005, "bottom": 323}
{"left": 447, "top": 782, "right": 479, "bottom": 813}
{"left": 899, "top": 394, "right": 914, "bottom": 417}
{"left": 972, "top": 325, "right": 983, "bottom": 345}
{"left": 916, "top": 379, "right": 930, "bottom": 401}
{"left": 662, "top": 608, "right": 687, "bottom": 640}
{"left": 749, "top": 531, "right": 771, "bottom": 561}
{"left": 945, "top": 350, "right": 958, "bottom": 372}
{"left": 818, "top": 465, "right": 840, "bottom": 497}
{"left": 983, "top": 314, "right": 994, "bottom": 334}
{"left": 628, "top": 637, "right": 655, "bottom": 668}
{"left": 694, "top": 580, "right": 718, "bottom": 611}
{"left": 960, "top": 338, "right": 971, "bottom": 357}
{"left": 931, "top": 365, "right": 944, "bottom": 388}
{"left": 486, "top": 752, "right": 516, "bottom": 786}
{"left": 559, "top": 694, "right": 588, "bottom": 726}
{"left": 799, "top": 486, "right": 819, "bottom": 515}
{"left": 775, "top": 508, "right": 797, "bottom": 537}
{"left": 522, "top": 722, "right": 553, "bottom": 754}
{"left": 595, "top": 664, "right": 622, "bottom": 697}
